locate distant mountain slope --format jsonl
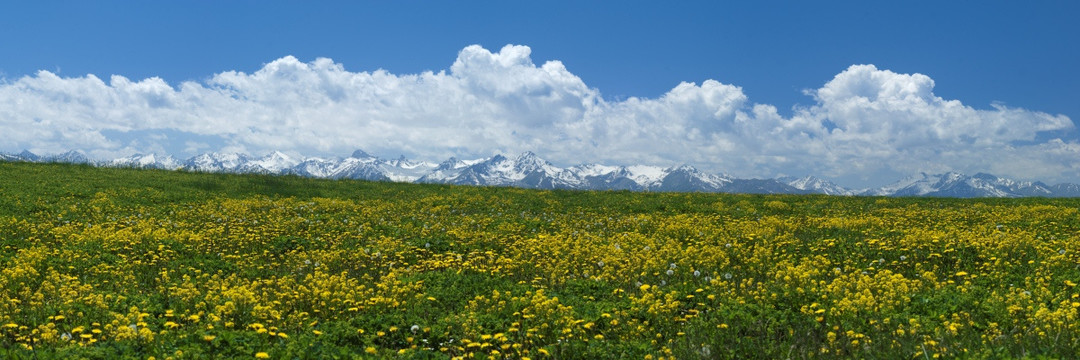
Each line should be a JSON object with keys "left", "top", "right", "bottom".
{"left": 2, "top": 149, "right": 1078, "bottom": 197}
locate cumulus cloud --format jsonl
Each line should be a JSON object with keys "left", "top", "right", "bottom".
{"left": 0, "top": 45, "right": 1076, "bottom": 186}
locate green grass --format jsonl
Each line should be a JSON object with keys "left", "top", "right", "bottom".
{"left": 1, "top": 161, "right": 1079, "bottom": 359}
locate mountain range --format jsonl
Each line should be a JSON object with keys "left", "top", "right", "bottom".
{"left": 3, "top": 149, "right": 1078, "bottom": 198}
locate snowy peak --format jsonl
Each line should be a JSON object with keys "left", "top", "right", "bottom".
{"left": 431, "top": 152, "right": 573, "bottom": 188}
{"left": 781, "top": 176, "right": 854, "bottom": 196}
{"left": 241, "top": 151, "right": 300, "bottom": 174}
{"left": 18, "top": 150, "right": 41, "bottom": 162}
{"left": 350, "top": 149, "right": 377, "bottom": 160}
{"left": 185, "top": 152, "right": 252, "bottom": 172}
{"left": 48, "top": 150, "right": 90, "bottom": 164}
{"left": 861, "top": 171, "right": 1057, "bottom": 197}
{"left": 287, "top": 157, "right": 343, "bottom": 178}
{"left": 658, "top": 165, "right": 731, "bottom": 192}
{"left": 110, "top": 153, "right": 181, "bottom": 170}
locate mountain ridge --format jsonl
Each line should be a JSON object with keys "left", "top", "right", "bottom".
{"left": 3, "top": 149, "right": 1077, "bottom": 198}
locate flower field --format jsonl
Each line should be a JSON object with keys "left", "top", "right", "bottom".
{"left": 1, "top": 162, "right": 1079, "bottom": 359}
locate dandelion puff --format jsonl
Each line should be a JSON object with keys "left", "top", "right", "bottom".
{"left": 1060, "top": 249, "right": 1067, "bottom": 255}
{"left": 669, "top": 263, "right": 677, "bottom": 269}
{"left": 666, "top": 269, "right": 675, "bottom": 276}
{"left": 693, "top": 270, "right": 701, "bottom": 277}
{"left": 597, "top": 261, "right": 604, "bottom": 268}
{"left": 61, "top": 333, "right": 72, "bottom": 341}
{"left": 660, "top": 280, "right": 667, "bottom": 286}
{"left": 723, "top": 273, "right": 732, "bottom": 280}
{"left": 899, "top": 255, "right": 907, "bottom": 261}
{"left": 411, "top": 325, "right": 420, "bottom": 333}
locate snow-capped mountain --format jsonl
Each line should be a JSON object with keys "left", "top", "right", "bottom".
{"left": 780, "top": 176, "right": 855, "bottom": 196}
{"left": 425, "top": 152, "right": 583, "bottom": 189}
{"left": 47, "top": 150, "right": 91, "bottom": 164}
{"left": 239, "top": 151, "right": 301, "bottom": 174}
{"left": 382, "top": 155, "right": 439, "bottom": 182}
{"left": 109, "top": 153, "right": 182, "bottom": 170}
{"left": 185, "top": 152, "right": 252, "bottom": 173}
{"left": 858, "top": 172, "right": 1057, "bottom": 198}
{"left": 417, "top": 157, "right": 485, "bottom": 183}
{"left": 654, "top": 165, "right": 732, "bottom": 192}
{"left": 1050, "top": 183, "right": 1080, "bottom": 197}
{"left": 970, "top": 173, "right": 1054, "bottom": 197}
{"left": 3, "top": 148, "right": 1079, "bottom": 198}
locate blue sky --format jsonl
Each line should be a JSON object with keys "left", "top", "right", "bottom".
{"left": 1, "top": 1, "right": 1078, "bottom": 187}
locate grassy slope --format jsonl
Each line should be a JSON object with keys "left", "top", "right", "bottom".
{"left": 1, "top": 161, "right": 1079, "bottom": 359}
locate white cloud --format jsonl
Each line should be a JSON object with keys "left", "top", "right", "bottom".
{"left": 0, "top": 46, "right": 1075, "bottom": 187}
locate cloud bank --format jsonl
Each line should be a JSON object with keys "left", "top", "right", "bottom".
{"left": 1, "top": 44, "right": 1076, "bottom": 187}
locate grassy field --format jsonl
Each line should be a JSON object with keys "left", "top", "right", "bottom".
{"left": 1, "top": 161, "right": 1079, "bottom": 359}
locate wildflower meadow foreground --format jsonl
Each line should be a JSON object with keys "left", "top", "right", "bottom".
{"left": 1, "top": 162, "right": 1078, "bottom": 359}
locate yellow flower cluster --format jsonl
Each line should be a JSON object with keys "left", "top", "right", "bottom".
{"left": 1, "top": 168, "right": 1079, "bottom": 358}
